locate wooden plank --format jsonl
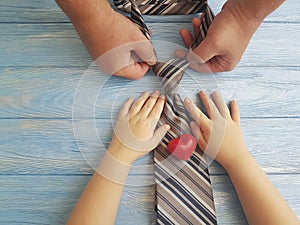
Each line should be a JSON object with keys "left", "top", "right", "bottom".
{"left": 0, "top": 174, "right": 299, "bottom": 224}
{"left": 0, "top": 118, "right": 299, "bottom": 175}
{"left": 0, "top": 66, "right": 299, "bottom": 118}
{"left": 0, "top": 22, "right": 299, "bottom": 67}
{"left": 211, "top": 174, "right": 300, "bottom": 224}
{"left": 0, "top": 0, "right": 298, "bottom": 23}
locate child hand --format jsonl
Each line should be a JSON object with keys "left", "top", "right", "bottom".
{"left": 108, "top": 91, "right": 170, "bottom": 165}
{"left": 184, "top": 91, "right": 248, "bottom": 168}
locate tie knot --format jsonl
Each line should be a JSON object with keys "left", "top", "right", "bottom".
{"left": 152, "top": 57, "right": 190, "bottom": 94}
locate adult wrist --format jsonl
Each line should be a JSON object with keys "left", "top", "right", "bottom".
{"left": 229, "top": 0, "right": 262, "bottom": 35}
{"left": 56, "top": 0, "right": 114, "bottom": 25}
{"left": 233, "top": 0, "right": 285, "bottom": 24}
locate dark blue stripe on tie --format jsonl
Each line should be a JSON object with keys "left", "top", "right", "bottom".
{"left": 157, "top": 207, "right": 175, "bottom": 225}
{"left": 190, "top": 154, "right": 210, "bottom": 175}
{"left": 155, "top": 151, "right": 213, "bottom": 202}
{"left": 157, "top": 166, "right": 216, "bottom": 224}
{"left": 157, "top": 192, "right": 193, "bottom": 225}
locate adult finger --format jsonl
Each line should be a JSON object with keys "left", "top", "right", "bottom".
{"left": 133, "top": 41, "right": 157, "bottom": 66}
{"left": 175, "top": 49, "right": 187, "bottom": 58}
{"left": 192, "top": 17, "right": 201, "bottom": 38}
{"left": 189, "top": 61, "right": 214, "bottom": 73}
{"left": 179, "top": 28, "right": 194, "bottom": 48}
{"left": 187, "top": 36, "right": 217, "bottom": 65}
{"left": 115, "top": 61, "right": 149, "bottom": 80}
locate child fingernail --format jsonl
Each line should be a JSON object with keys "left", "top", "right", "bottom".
{"left": 160, "top": 95, "right": 165, "bottom": 99}
{"left": 184, "top": 98, "right": 191, "bottom": 104}
{"left": 153, "top": 90, "right": 160, "bottom": 95}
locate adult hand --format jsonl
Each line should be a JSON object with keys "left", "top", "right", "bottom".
{"left": 89, "top": 11, "right": 156, "bottom": 79}
{"left": 56, "top": 0, "right": 156, "bottom": 79}
{"left": 178, "top": 0, "right": 262, "bottom": 72}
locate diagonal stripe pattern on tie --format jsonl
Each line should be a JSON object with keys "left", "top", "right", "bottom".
{"left": 114, "top": 0, "right": 217, "bottom": 224}
{"left": 114, "top": 0, "right": 208, "bottom": 15}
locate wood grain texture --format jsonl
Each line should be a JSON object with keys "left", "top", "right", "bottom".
{"left": 0, "top": 67, "right": 299, "bottom": 118}
{"left": 1, "top": 22, "right": 299, "bottom": 67}
{"left": 0, "top": 0, "right": 298, "bottom": 23}
{"left": 0, "top": 175, "right": 299, "bottom": 225}
{"left": 0, "top": 0, "right": 299, "bottom": 224}
{"left": 0, "top": 118, "right": 299, "bottom": 175}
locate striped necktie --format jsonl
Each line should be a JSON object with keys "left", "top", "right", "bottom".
{"left": 114, "top": 0, "right": 217, "bottom": 224}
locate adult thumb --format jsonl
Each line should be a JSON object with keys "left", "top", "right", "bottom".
{"left": 134, "top": 40, "right": 157, "bottom": 66}
{"left": 187, "top": 37, "right": 216, "bottom": 64}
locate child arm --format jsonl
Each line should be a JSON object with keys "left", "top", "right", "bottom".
{"left": 184, "top": 91, "right": 299, "bottom": 225}
{"left": 66, "top": 91, "right": 169, "bottom": 225}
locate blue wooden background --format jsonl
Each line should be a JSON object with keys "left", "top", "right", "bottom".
{"left": 0, "top": 0, "right": 299, "bottom": 224}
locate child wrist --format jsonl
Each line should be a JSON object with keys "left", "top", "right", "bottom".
{"left": 222, "top": 148, "right": 252, "bottom": 172}
{"left": 96, "top": 151, "right": 132, "bottom": 185}
{"left": 108, "top": 141, "right": 138, "bottom": 165}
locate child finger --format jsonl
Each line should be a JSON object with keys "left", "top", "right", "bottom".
{"left": 140, "top": 90, "right": 160, "bottom": 117}
{"left": 152, "top": 124, "right": 170, "bottom": 145}
{"left": 212, "top": 92, "right": 231, "bottom": 119}
{"left": 129, "top": 91, "right": 150, "bottom": 116}
{"left": 230, "top": 100, "right": 240, "bottom": 123}
{"left": 184, "top": 98, "right": 210, "bottom": 126}
{"left": 119, "top": 97, "right": 135, "bottom": 117}
{"left": 148, "top": 94, "right": 166, "bottom": 119}
{"left": 199, "top": 91, "right": 213, "bottom": 118}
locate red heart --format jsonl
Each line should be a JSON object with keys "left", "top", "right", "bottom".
{"left": 167, "top": 134, "right": 197, "bottom": 160}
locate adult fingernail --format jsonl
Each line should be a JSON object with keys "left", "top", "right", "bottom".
{"left": 147, "top": 54, "right": 157, "bottom": 65}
